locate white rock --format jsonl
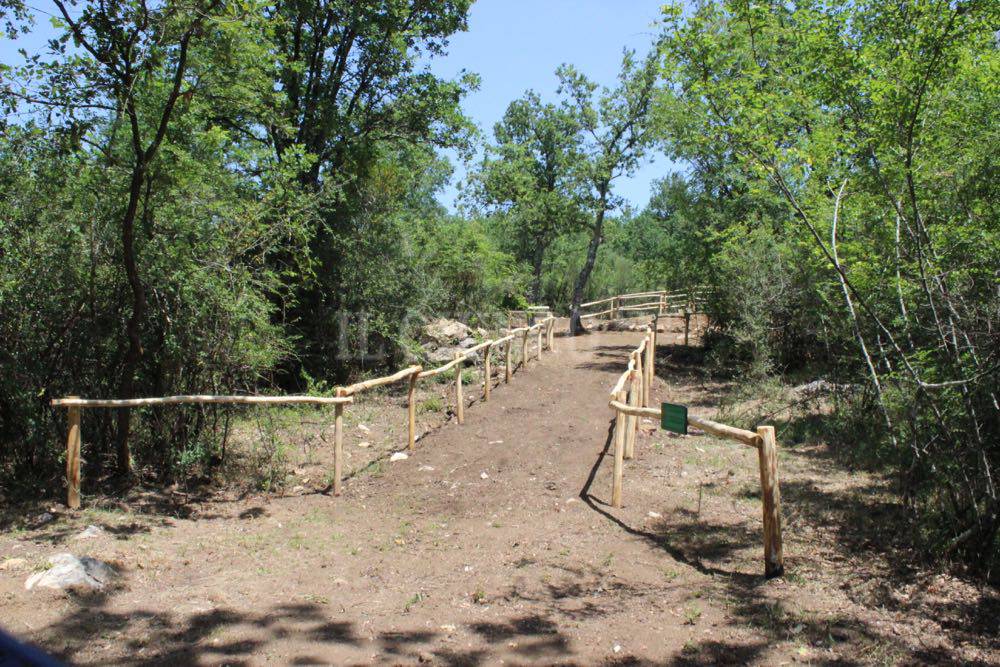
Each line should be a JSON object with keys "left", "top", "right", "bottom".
{"left": 613, "top": 644, "right": 622, "bottom": 653}
{"left": 647, "top": 511, "right": 662, "bottom": 519}
{"left": 488, "top": 440, "right": 503, "bottom": 445}
{"left": 418, "top": 465, "right": 435, "bottom": 472}
{"left": 389, "top": 452, "right": 409, "bottom": 462}
{"left": 25, "top": 553, "right": 116, "bottom": 591}
{"left": 74, "top": 525, "right": 104, "bottom": 540}
{"left": 357, "top": 441, "right": 371, "bottom": 448}
{"left": 480, "top": 472, "right": 489, "bottom": 480}
{"left": 357, "top": 424, "right": 371, "bottom": 433}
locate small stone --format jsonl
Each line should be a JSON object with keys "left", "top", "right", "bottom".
{"left": 489, "top": 440, "right": 503, "bottom": 445}
{"left": 389, "top": 452, "right": 409, "bottom": 462}
{"left": 25, "top": 553, "right": 116, "bottom": 591}
{"left": 357, "top": 441, "right": 371, "bottom": 448}
{"left": 647, "top": 511, "right": 662, "bottom": 519}
{"left": 613, "top": 644, "right": 622, "bottom": 653}
{"left": 480, "top": 472, "right": 489, "bottom": 480}
{"left": 418, "top": 465, "right": 435, "bottom": 472}
{"left": 34, "top": 512, "right": 54, "bottom": 527}
{"left": 440, "top": 624, "right": 457, "bottom": 632}
{"left": 291, "top": 486, "right": 305, "bottom": 494}
{"left": 357, "top": 424, "right": 371, "bottom": 433}
{"left": 74, "top": 525, "right": 104, "bottom": 540}
{"left": 565, "top": 498, "right": 578, "bottom": 504}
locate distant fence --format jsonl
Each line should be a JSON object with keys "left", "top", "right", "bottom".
{"left": 53, "top": 317, "right": 557, "bottom": 510}
{"left": 507, "top": 305, "right": 553, "bottom": 327}
{"left": 580, "top": 289, "right": 706, "bottom": 320}
{"left": 605, "top": 325, "right": 784, "bottom": 578}
{"left": 579, "top": 289, "right": 705, "bottom": 344}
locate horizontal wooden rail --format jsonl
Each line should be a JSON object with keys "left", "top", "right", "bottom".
{"left": 342, "top": 366, "right": 421, "bottom": 396}
{"left": 51, "top": 395, "right": 354, "bottom": 408}
{"left": 607, "top": 400, "right": 761, "bottom": 448}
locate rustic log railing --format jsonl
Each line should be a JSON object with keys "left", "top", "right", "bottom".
{"left": 53, "top": 316, "right": 557, "bottom": 510}
{"left": 605, "top": 327, "right": 784, "bottom": 578}
{"left": 579, "top": 289, "right": 706, "bottom": 321}
{"left": 507, "top": 305, "right": 553, "bottom": 327}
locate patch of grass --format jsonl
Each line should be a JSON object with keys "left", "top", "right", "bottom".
{"left": 683, "top": 605, "right": 702, "bottom": 625}
{"left": 601, "top": 552, "right": 614, "bottom": 568}
{"left": 419, "top": 396, "right": 443, "bottom": 413}
{"left": 303, "top": 593, "right": 329, "bottom": 605}
{"left": 404, "top": 592, "right": 424, "bottom": 612}
{"left": 472, "top": 587, "right": 487, "bottom": 604}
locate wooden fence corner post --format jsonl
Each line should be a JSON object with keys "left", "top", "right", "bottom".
{"left": 504, "top": 338, "right": 512, "bottom": 383}
{"left": 407, "top": 368, "right": 420, "bottom": 450}
{"left": 756, "top": 425, "right": 784, "bottom": 578}
{"left": 454, "top": 351, "right": 465, "bottom": 424}
{"left": 65, "top": 399, "right": 81, "bottom": 510}
{"left": 612, "top": 390, "right": 627, "bottom": 508}
{"left": 483, "top": 344, "right": 492, "bottom": 401}
{"left": 334, "top": 389, "right": 345, "bottom": 496}
{"left": 548, "top": 318, "right": 555, "bottom": 351}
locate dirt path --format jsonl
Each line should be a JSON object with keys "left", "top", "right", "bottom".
{"left": 1, "top": 327, "right": 997, "bottom": 665}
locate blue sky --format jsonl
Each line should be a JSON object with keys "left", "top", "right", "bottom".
{"left": 429, "top": 0, "right": 679, "bottom": 212}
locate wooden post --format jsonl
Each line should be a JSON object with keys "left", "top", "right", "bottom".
{"left": 334, "top": 389, "right": 345, "bottom": 496}
{"left": 626, "top": 367, "right": 639, "bottom": 459}
{"left": 648, "top": 328, "right": 656, "bottom": 394}
{"left": 611, "top": 390, "right": 626, "bottom": 508}
{"left": 684, "top": 310, "right": 691, "bottom": 347}
{"left": 536, "top": 326, "right": 543, "bottom": 359}
{"left": 521, "top": 329, "right": 528, "bottom": 369}
{"left": 407, "top": 368, "right": 420, "bottom": 450}
{"left": 611, "top": 296, "right": 618, "bottom": 319}
{"left": 454, "top": 351, "right": 465, "bottom": 424}
{"left": 547, "top": 318, "right": 555, "bottom": 351}
{"left": 504, "top": 338, "right": 512, "bottom": 383}
{"left": 65, "top": 400, "right": 81, "bottom": 509}
{"left": 634, "top": 351, "right": 644, "bottom": 418}
{"left": 644, "top": 330, "right": 654, "bottom": 407}
{"left": 658, "top": 292, "right": 665, "bottom": 315}
{"left": 483, "top": 344, "right": 492, "bottom": 401}
{"left": 756, "top": 426, "right": 784, "bottom": 578}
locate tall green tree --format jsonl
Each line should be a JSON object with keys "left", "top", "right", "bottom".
{"left": 559, "top": 50, "right": 659, "bottom": 334}
{"left": 264, "top": 0, "right": 478, "bottom": 380}
{"left": 472, "top": 91, "right": 585, "bottom": 302}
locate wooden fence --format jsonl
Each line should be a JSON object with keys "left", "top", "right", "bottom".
{"left": 606, "top": 324, "right": 784, "bottom": 578}
{"left": 579, "top": 289, "right": 706, "bottom": 321}
{"left": 507, "top": 305, "right": 553, "bottom": 327}
{"left": 52, "top": 317, "right": 557, "bottom": 510}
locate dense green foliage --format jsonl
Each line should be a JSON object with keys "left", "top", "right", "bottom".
{"left": 0, "top": 0, "right": 520, "bottom": 490}
{"left": 645, "top": 0, "right": 999, "bottom": 572}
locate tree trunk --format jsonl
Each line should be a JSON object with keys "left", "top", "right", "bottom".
{"left": 530, "top": 240, "right": 545, "bottom": 304}
{"left": 113, "top": 163, "right": 148, "bottom": 476}
{"left": 570, "top": 192, "right": 608, "bottom": 335}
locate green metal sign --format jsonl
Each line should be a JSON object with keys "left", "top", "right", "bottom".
{"left": 661, "top": 402, "right": 688, "bottom": 434}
